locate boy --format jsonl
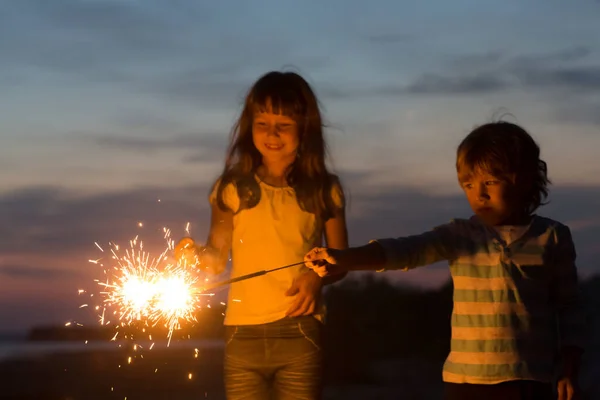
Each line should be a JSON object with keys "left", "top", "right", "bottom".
{"left": 304, "top": 122, "right": 585, "bottom": 400}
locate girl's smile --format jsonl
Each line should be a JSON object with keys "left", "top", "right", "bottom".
{"left": 252, "top": 109, "right": 299, "bottom": 163}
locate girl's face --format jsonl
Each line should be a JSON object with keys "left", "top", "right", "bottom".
{"left": 459, "top": 169, "right": 523, "bottom": 226}
{"left": 252, "top": 109, "right": 300, "bottom": 166}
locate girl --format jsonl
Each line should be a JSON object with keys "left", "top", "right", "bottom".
{"left": 176, "top": 71, "right": 348, "bottom": 400}
{"left": 304, "top": 121, "right": 585, "bottom": 400}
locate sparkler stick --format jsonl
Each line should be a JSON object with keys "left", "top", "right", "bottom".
{"left": 202, "top": 260, "right": 306, "bottom": 290}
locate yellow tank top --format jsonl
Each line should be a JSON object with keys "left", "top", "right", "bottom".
{"left": 210, "top": 176, "right": 343, "bottom": 326}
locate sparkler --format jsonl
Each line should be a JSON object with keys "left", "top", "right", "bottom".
{"left": 202, "top": 260, "right": 306, "bottom": 290}
{"left": 88, "top": 225, "right": 212, "bottom": 345}
{"left": 84, "top": 222, "right": 306, "bottom": 345}
{"left": 77, "top": 221, "right": 311, "bottom": 398}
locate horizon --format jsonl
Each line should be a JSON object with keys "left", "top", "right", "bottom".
{"left": 1, "top": 0, "right": 600, "bottom": 333}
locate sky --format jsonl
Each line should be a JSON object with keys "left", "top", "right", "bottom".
{"left": 1, "top": 0, "right": 600, "bottom": 333}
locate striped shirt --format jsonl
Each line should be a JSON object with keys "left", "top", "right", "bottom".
{"left": 375, "top": 215, "right": 585, "bottom": 384}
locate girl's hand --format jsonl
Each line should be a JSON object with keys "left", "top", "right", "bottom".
{"left": 174, "top": 237, "right": 199, "bottom": 266}
{"left": 285, "top": 270, "right": 322, "bottom": 317}
{"left": 304, "top": 247, "right": 346, "bottom": 277}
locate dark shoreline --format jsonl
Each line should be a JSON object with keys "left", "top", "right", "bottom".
{"left": 0, "top": 346, "right": 446, "bottom": 400}
{"left": 0, "top": 345, "right": 226, "bottom": 400}
{"left": 3, "top": 276, "right": 598, "bottom": 399}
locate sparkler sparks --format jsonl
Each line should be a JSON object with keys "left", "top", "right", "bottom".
{"left": 87, "top": 225, "right": 213, "bottom": 344}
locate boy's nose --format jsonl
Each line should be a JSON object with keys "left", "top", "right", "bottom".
{"left": 477, "top": 184, "right": 490, "bottom": 200}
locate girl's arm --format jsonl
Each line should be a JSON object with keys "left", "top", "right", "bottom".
{"left": 285, "top": 197, "right": 348, "bottom": 317}
{"left": 321, "top": 200, "right": 349, "bottom": 285}
{"left": 202, "top": 201, "right": 233, "bottom": 274}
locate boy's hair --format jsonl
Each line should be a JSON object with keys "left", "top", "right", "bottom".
{"left": 214, "top": 70, "right": 342, "bottom": 220}
{"left": 456, "top": 121, "right": 550, "bottom": 214}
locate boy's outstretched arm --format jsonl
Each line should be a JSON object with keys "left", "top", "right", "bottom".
{"left": 305, "top": 222, "right": 460, "bottom": 277}
{"left": 304, "top": 241, "right": 386, "bottom": 276}
{"left": 553, "top": 225, "right": 586, "bottom": 400}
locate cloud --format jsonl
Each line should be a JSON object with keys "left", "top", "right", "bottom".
{"left": 0, "top": 0, "right": 320, "bottom": 104}
{"left": 66, "top": 130, "right": 229, "bottom": 165}
{"left": 443, "top": 52, "right": 505, "bottom": 70}
{"left": 367, "top": 33, "right": 415, "bottom": 44}
{"left": 4, "top": 0, "right": 596, "bottom": 116}
{"left": 310, "top": 47, "right": 600, "bottom": 102}
{"left": 509, "top": 46, "right": 593, "bottom": 69}
{"left": 349, "top": 47, "right": 599, "bottom": 98}
{"left": 553, "top": 100, "right": 600, "bottom": 126}
{"left": 515, "top": 66, "right": 600, "bottom": 91}
{"left": 0, "top": 185, "right": 212, "bottom": 257}
{"left": 0, "top": 264, "right": 80, "bottom": 279}
{"left": 405, "top": 73, "right": 509, "bottom": 95}
{"left": 0, "top": 0, "right": 207, "bottom": 74}
{"left": 133, "top": 60, "right": 340, "bottom": 108}
{"left": 141, "top": 76, "right": 250, "bottom": 106}
{"left": 317, "top": 76, "right": 509, "bottom": 99}
{"left": 84, "top": 133, "right": 227, "bottom": 154}
{"left": 0, "top": 0, "right": 252, "bottom": 97}
{"left": 182, "top": 151, "right": 227, "bottom": 164}
{"left": 457, "top": 47, "right": 598, "bottom": 92}
{"left": 112, "top": 112, "right": 189, "bottom": 131}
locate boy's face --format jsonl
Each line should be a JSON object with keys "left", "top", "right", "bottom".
{"left": 459, "top": 169, "right": 520, "bottom": 226}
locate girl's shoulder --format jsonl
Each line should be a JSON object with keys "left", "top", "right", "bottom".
{"left": 210, "top": 173, "right": 260, "bottom": 213}
{"left": 327, "top": 174, "right": 345, "bottom": 209}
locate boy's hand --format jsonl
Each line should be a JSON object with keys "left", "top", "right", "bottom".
{"left": 174, "top": 237, "right": 199, "bottom": 266}
{"left": 557, "top": 376, "right": 577, "bottom": 400}
{"left": 304, "top": 247, "right": 346, "bottom": 277}
{"left": 557, "top": 346, "right": 581, "bottom": 400}
{"left": 285, "top": 270, "right": 322, "bottom": 317}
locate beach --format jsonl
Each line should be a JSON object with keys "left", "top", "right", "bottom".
{"left": 1, "top": 339, "right": 599, "bottom": 399}
{"left": 0, "top": 339, "right": 225, "bottom": 400}
{"left": 0, "top": 339, "right": 444, "bottom": 400}
{"left": 3, "top": 276, "right": 599, "bottom": 399}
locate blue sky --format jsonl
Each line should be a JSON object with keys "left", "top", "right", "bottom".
{"left": 1, "top": 0, "right": 600, "bottom": 332}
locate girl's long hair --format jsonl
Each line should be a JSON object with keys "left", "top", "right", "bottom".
{"left": 214, "top": 71, "right": 342, "bottom": 221}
